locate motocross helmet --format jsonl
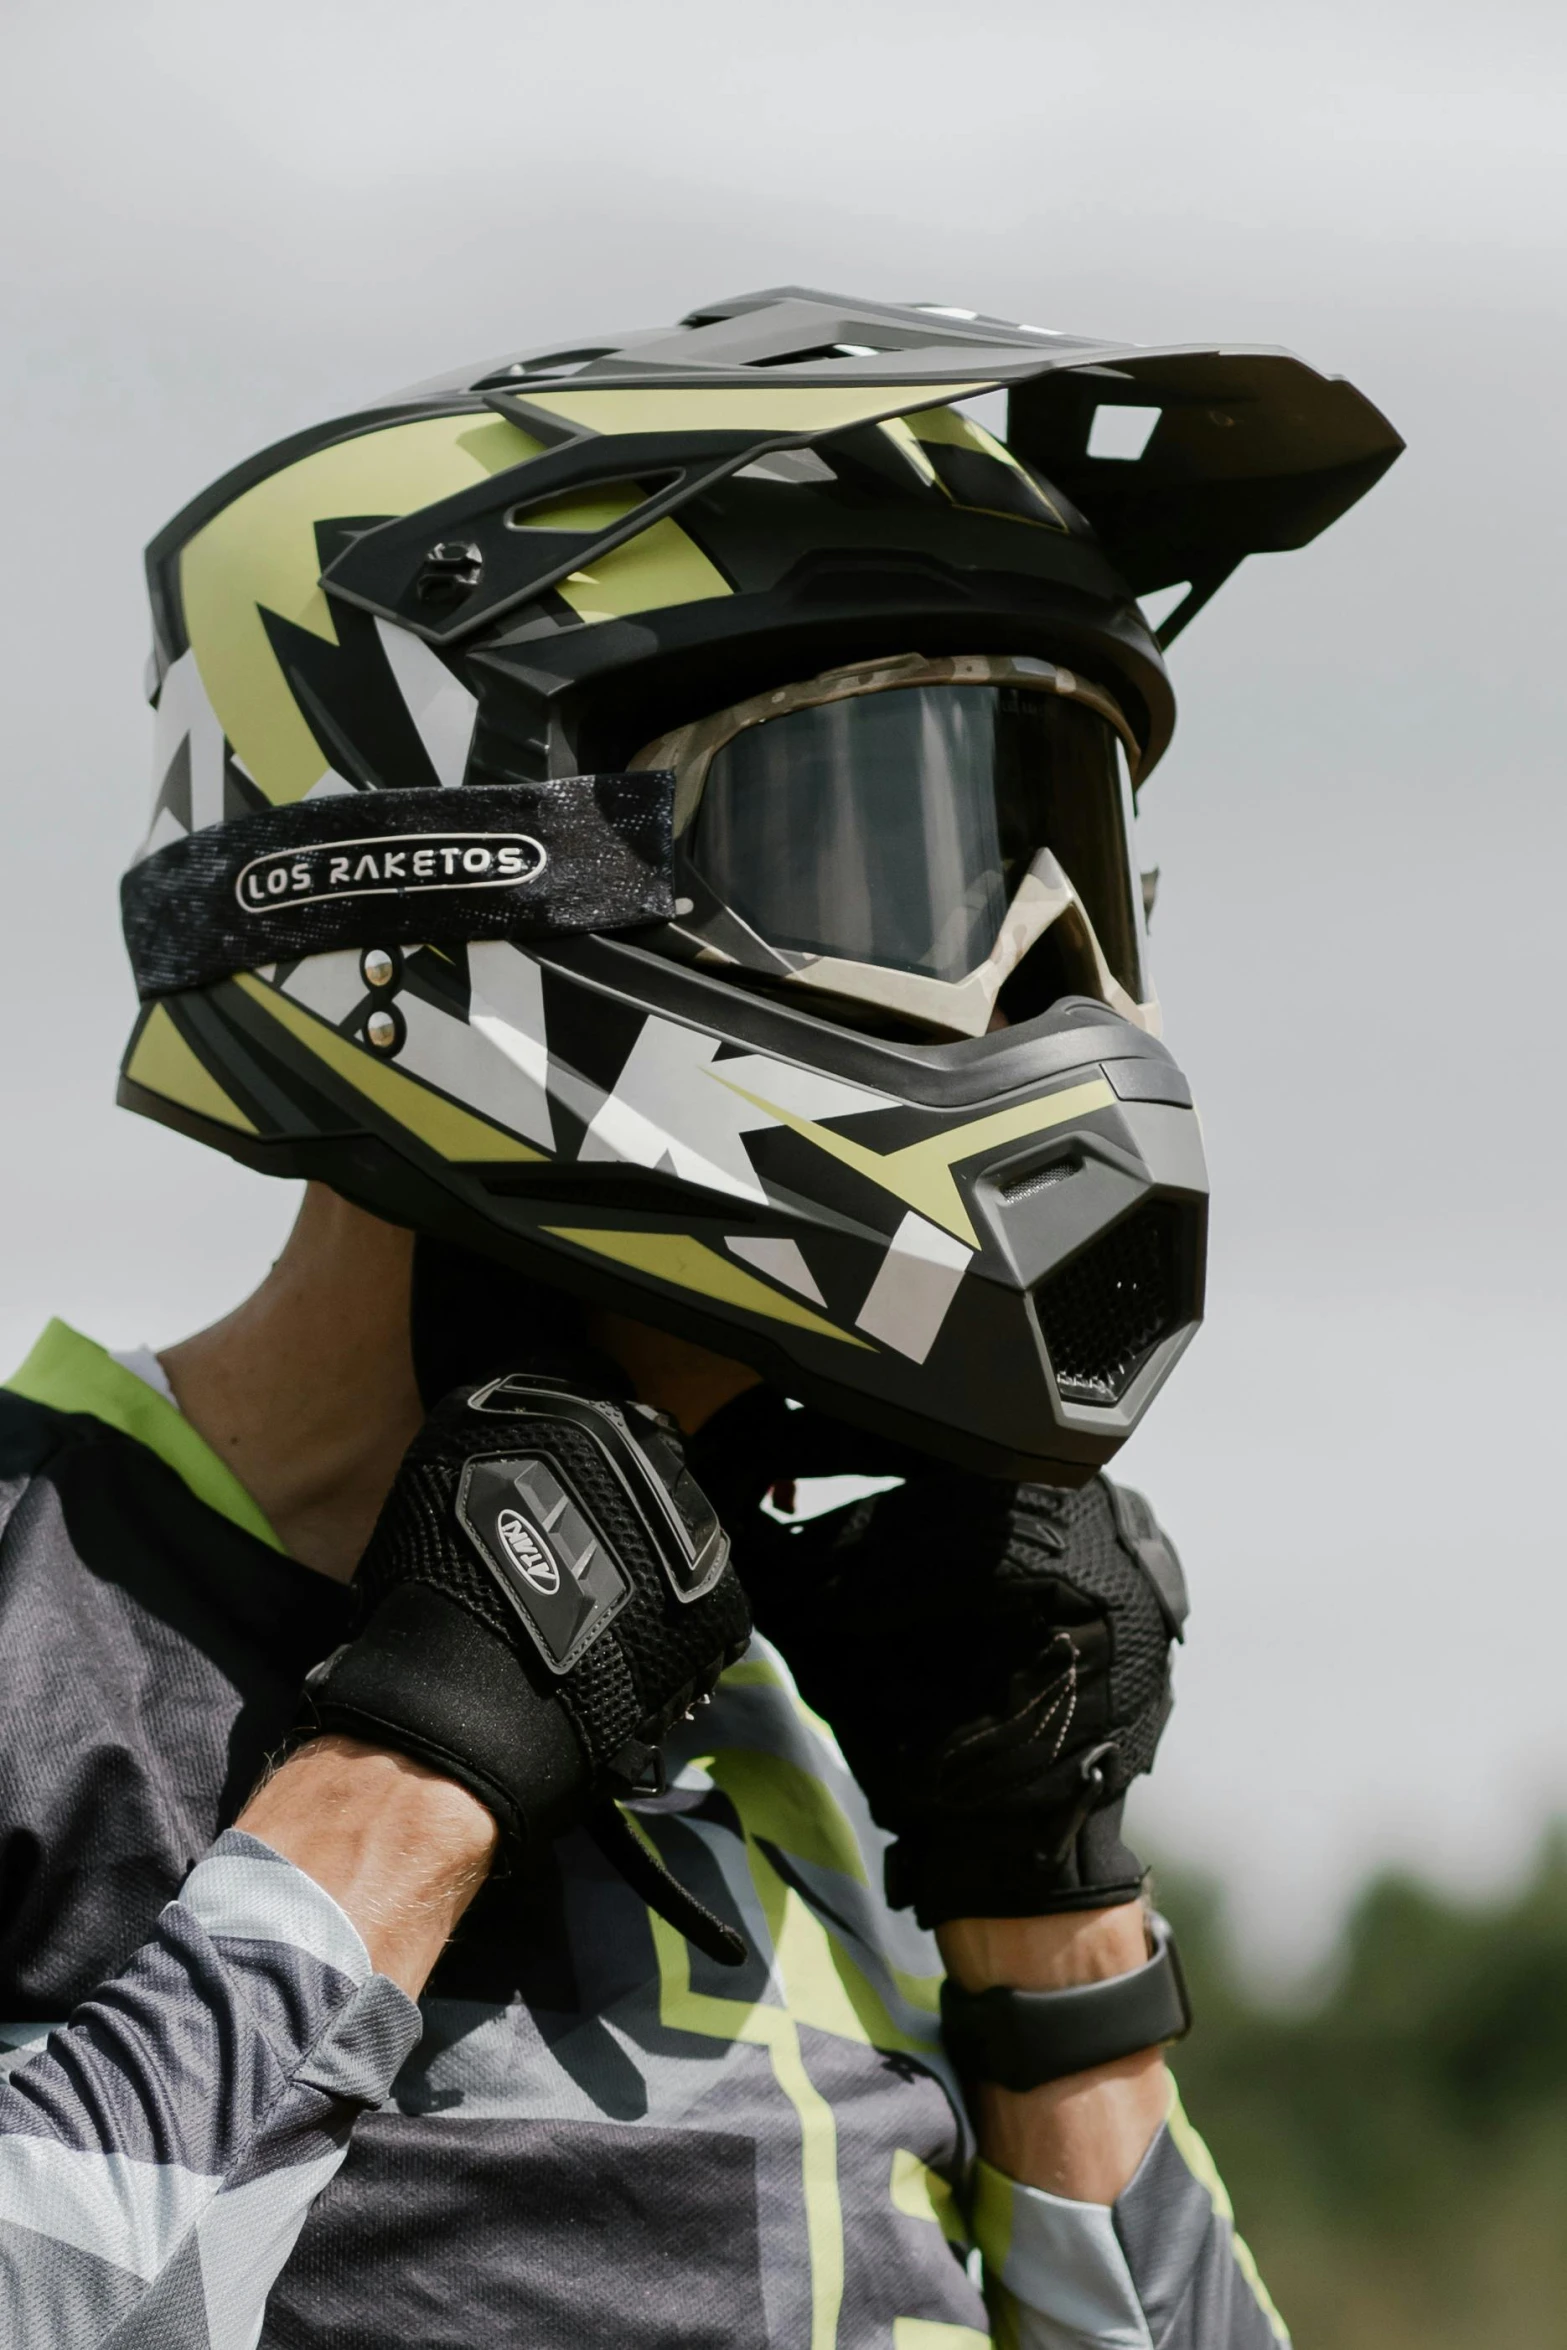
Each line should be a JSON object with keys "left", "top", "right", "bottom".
{"left": 118, "top": 288, "right": 1401, "bottom": 1481}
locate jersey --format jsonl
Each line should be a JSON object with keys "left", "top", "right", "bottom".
{"left": 0, "top": 1319, "right": 1287, "bottom": 2347}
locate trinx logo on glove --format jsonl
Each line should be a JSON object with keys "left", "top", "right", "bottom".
{"left": 458, "top": 1453, "right": 630, "bottom": 1672}
{"left": 234, "top": 833, "right": 548, "bottom": 913}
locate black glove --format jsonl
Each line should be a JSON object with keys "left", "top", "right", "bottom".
{"left": 693, "top": 1400, "right": 1187, "bottom": 1929}
{"left": 305, "top": 1371, "right": 754, "bottom": 1962}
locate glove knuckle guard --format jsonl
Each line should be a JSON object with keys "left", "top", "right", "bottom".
{"left": 308, "top": 1374, "right": 752, "bottom": 1849}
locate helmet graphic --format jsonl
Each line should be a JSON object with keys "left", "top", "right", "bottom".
{"left": 119, "top": 289, "right": 1401, "bottom": 1481}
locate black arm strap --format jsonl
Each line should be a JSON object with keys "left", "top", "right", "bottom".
{"left": 939, "top": 1911, "right": 1191, "bottom": 2089}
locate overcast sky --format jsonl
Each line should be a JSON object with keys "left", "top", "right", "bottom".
{"left": 3, "top": 0, "right": 1563, "bottom": 1976}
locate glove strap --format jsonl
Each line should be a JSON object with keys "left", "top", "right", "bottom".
{"left": 939, "top": 1911, "right": 1191, "bottom": 2089}
{"left": 587, "top": 1803, "right": 746, "bottom": 1970}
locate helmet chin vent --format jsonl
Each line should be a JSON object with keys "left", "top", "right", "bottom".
{"left": 1034, "top": 1201, "right": 1184, "bottom": 1406}
{"left": 1001, "top": 1154, "right": 1083, "bottom": 1203}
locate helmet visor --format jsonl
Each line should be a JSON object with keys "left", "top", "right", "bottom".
{"left": 685, "top": 679, "right": 1147, "bottom": 1003}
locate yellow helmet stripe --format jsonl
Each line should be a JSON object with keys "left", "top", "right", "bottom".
{"left": 123, "top": 1003, "right": 258, "bottom": 1134}
{"left": 710, "top": 1074, "right": 1118, "bottom": 1248}
{"left": 232, "top": 972, "right": 544, "bottom": 1163}
{"left": 906, "top": 404, "right": 1071, "bottom": 529}
{"left": 543, "top": 1227, "right": 870, "bottom": 1347}
{"left": 554, "top": 515, "right": 730, "bottom": 626}
{"left": 181, "top": 413, "right": 546, "bottom": 807}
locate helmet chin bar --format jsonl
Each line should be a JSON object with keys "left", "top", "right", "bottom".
{"left": 671, "top": 847, "right": 1159, "bottom": 1041}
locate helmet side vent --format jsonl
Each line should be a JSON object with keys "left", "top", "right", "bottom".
{"left": 1000, "top": 1155, "right": 1083, "bottom": 1203}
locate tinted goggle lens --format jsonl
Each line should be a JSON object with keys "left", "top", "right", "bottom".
{"left": 686, "top": 681, "right": 1146, "bottom": 1001}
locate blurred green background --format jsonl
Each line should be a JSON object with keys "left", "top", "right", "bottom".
{"left": 1162, "top": 1837, "right": 1567, "bottom": 2349}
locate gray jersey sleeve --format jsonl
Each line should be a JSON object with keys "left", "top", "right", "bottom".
{"left": 971, "top": 2086, "right": 1289, "bottom": 2348}
{"left": 0, "top": 1829, "right": 420, "bottom": 2349}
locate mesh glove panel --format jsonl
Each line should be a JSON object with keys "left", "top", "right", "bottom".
{"left": 305, "top": 1376, "right": 753, "bottom": 1958}
{"left": 716, "top": 1449, "right": 1186, "bottom": 1927}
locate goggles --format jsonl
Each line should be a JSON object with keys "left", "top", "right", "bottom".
{"left": 636, "top": 654, "right": 1156, "bottom": 1041}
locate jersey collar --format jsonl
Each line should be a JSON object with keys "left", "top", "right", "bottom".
{"left": 4, "top": 1318, "right": 284, "bottom": 1552}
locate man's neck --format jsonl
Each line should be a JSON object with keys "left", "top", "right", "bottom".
{"left": 160, "top": 1184, "right": 424, "bottom": 1583}
{"left": 587, "top": 1308, "right": 760, "bottom": 1435}
{"left": 158, "top": 1188, "right": 761, "bottom": 1583}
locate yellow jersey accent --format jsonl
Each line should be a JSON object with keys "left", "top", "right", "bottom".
{"left": 719, "top": 1653, "right": 798, "bottom": 1692}
{"left": 702, "top": 1750, "right": 870, "bottom": 1886}
{"left": 124, "top": 1004, "right": 258, "bottom": 1134}
{"left": 1166, "top": 2082, "right": 1290, "bottom": 2343}
{"left": 232, "top": 974, "right": 545, "bottom": 1163}
{"left": 640, "top": 1718, "right": 947, "bottom": 2350}
{"left": 890, "top": 2150, "right": 967, "bottom": 2245}
{"left": 694, "top": 1746, "right": 936, "bottom": 2061}
{"left": 710, "top": 1075, "right": 1119, "bottom": 1248}
{"left": 968, "top": 2159, "right": 1014, "bottom": 2279}
{"left": 3, "top": 1320, "right": 283, "bottom": 1552}
{"left": 892, "top": 2324, "right": 991, "bottom": 2349}
{"left": 649, "top": 1891, "right": 847, "bottom": 2350}
{"left": 542, "top": 1227, "right": 871, "bottom": 1345}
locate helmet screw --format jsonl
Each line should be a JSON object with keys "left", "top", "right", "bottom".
{"left": 361, "top": 947, "right": 397, "bottom": 991}
{"left": 365, "top": 1008, "right": 400, "bottom": 1053}
{"left": 416, "top": 539, "right": 484, "bottom": 604}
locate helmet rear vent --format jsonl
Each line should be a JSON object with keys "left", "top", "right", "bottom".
{"left": 1033, "top": 1200, "right": 1183, "bottom": 1406}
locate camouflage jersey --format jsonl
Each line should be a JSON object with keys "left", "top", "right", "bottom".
{"left": 0, "top": 1320, "right": 1287, "bottom": 2348}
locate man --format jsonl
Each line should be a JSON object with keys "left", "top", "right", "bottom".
{"left": 0, "top": 291, "right": 1400, "bottom": 2345}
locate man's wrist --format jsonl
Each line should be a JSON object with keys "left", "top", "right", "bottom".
{"left": 239, "top": 1734, "right": 498, "bottom": 1997}
{"left": 937, "top": 1901, "right": 1150, "bottom": 1995}
{"left": 937, "top": 1905, "right": 1172, "bottom": 2203}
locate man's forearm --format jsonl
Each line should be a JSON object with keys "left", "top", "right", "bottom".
{"left": 0, "top": 1820, "right": 430, "bottom": 2346}
{"left": 937, "top": 1905, "right": 1168, "bottom": 2203}
{"left": 239, "top": 1734, "right": 498, "bottom": 1998}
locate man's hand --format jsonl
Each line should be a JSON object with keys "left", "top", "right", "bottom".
{"left": 294, "top": 1374, "right": 753, "bottom": 1961}
{"left": 726, "top": 1461, "right": 1187, "bottom": 1928}
{"left": 696, "top": 1404, "right": 1190, "bottom": 2200}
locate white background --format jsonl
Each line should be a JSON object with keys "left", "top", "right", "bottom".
{"left": 2, "top": 0, "right": 1563, "bottom": 1974}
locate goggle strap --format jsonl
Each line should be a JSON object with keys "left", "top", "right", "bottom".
{"left": 120, "top": 775, "right": 676, "bottom": 999}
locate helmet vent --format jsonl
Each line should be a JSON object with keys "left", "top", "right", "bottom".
{"left": 735, "top": 448, "right": 837, "bottom": 486}
{"left": 1001, "top": 1155, "right": 1082, "bottom": 1202}
{"left": 475, "top": 350, "right": 616, "bottom": 386}
{"left": 1033, "top": 1200, "right": 1183, "bottom": 1406}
